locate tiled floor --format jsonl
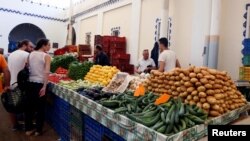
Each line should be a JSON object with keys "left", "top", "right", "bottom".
{"left": 0, "top": 102, "right": 59, "bottom": 141}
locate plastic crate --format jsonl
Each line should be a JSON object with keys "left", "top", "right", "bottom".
{"left": 60, "top": 126, "right": 70, "bottom": 141}
{"left": 85, "top": 131, "right": 101, "bottom": 141}
{"left": 111, "top": 59, "right": 130, "bottom": 66}
{"left": 239, "top": 67, "right": 250, "bottom": 80}
{"left": 242, "top": 55, "right": 250, "bottom": 66}
{"left": 70, "top": 126, "right": 83, "bottom": 141}
{"left": 102, "top": 127, "right": 125, "bottom": 141}
{"left": 84, "top": 115, "right": 103, "bottom": 139}
{"left": 110, "top": 48, "right": 126, "bottom": 54}
{"left": 110, "top": 53, "right": 130, "bottom": 60}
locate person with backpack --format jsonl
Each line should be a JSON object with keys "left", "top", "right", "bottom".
{"left": 24, "top": 39, "right": 51, "bottom": 136}
{"left": 7, "top": 39, "right": 33, "bottom": 131}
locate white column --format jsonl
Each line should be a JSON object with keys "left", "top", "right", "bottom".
{"left": 66, "top": 0, "right": 74, "bottom": 45}
{"left": 130, "top": 0, "right": 141, "bottom": 64}
{"left": 160, "top": 0, "right": 169, "bottom": 38}
{"left": 207, "top": 0, "right": 221, "bottom": 68}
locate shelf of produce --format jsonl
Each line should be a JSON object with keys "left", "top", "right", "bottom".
{"left": 48, "top": 82, "right": 250, "bottom": 141}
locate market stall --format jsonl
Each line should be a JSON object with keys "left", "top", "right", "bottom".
{"left": 46, "top": 54, "right": 250, "bottom": 141}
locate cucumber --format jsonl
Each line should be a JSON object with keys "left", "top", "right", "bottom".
{"left": 141, "top": 109, "right": 159, "bottom": 118}
{"left": 143, "top": 103, "right": 155, "bottom": 112}
{"left": 156, "top": 125, "right": 167, "bottom": 133}
{"left": 199, "top": 114, "right": 208, "bottom": 120}
{"left": 187, "top": 114, "right": 205, "bottom": 124}
{"left": 136, "top": 106, "right": 142, "bottom": 113}
{"left": 166, "top": 105, "right": 176, "bottom": 124}
{"left": 114, "top": 107, "right": 127, "bottom": 114}
{"left": 187, "top": 106, "right": 197, "bottom": 115}
{"left": 165, "top": 111, "right": 175, "bottom": 134}
{"left": 139, "top": 113, "right": 160, "bottom": 127}
{"left": 174, "top": 107, "right": 179, "bottom": 124}
{"left": 179, "top": 103, "right": 185, "bottom": 116}
{"left": 147, "top": 92, "right": 154, "bottom": 99}
{"left": 173, "top": 125, "right": 179, "bottom": 134}
{"left": 161, "top": 111, "right": 166, "bottom": 123}
{"left": 127, "top": 104, "right": 132, "bottom": 113}
{"left": 151, "top": 121, "right": 164, "bottom": 130}
{"left": 101, "top": 100, "right": 120, "bottom": 108}
{"left": 142, "top": 97, "right": 149, "bottom": 104}
{"left": 159, "top": 106, "right": 166, "bottom": 112}
{"left": 179, "top": 119, "right": 186, "bottom": 131}
{"left": 184, "top": 117, "right": 195, "bottom": 127}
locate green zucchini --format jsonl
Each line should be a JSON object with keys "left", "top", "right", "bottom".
{"left": 179, "top": 103, "right": 185, "bottom": 116}
{"left": 187, "top": 106, "right": 197, "bottom": 115}
{"left": 161, "top": 111, "right": 166, "bottom": 123}
{"left": 173, "top": 125, "right": 179, "bottom": 134}
{"left": 101, "top": 100, "right": 120, "bottom": 108}
{"left": 156, "top": 125, "right": 167, "bottom": 133}
{"left": 174, "top": 107, "right": 179, "bottom": 124}
{"left": 139, "top": 113, "right": 160, "bottom": 127}
{"left": 179, "top": 119, "right": 186, "bottom": 131}
{"left": 151, "top": 121, "right": 164, "bottom": 130}
{"left": 199, "top": 114, "right": 208, "bottom": 120}
{"left": 166, "top": 105, "right": 176, "bottom": 124}
{"left": 187, "top": 114, "right": 205, "bottom": 124}
{"left": 114, "top": 107, "right": 127, "bottom": 114}
{"left": 142, "top": 103, "right": 155, "bottom": 112}
{"left": 142, "top": 97, "right": 149, "bottom": 104}
{"left": 165, "top": 111, "right": 175, "bottom": 134}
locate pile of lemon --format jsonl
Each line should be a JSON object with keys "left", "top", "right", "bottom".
{"left": 84, "top": 65, "right": 119, "bottom": 86}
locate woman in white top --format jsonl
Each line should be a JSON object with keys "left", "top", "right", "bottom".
{"left": 25, "top": 39, "right": 51, "bottom": 136}
{"left": 158, "top": 37, "right": 181, "bottom": 72}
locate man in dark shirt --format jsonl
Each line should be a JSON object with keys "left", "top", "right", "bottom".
{"left": 94, "top": 45, "right": 110, "bottom": 66}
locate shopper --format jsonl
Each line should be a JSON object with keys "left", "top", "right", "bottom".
{"left": 25, "top": 38, "right": 51, "bottom": 136}
{"left": 158, "top": 37, "right": 181, "bottom": 72}
{"left": 0, "top": 55, "right": 10, "bottom": 93}
{"left": 135, "top": 49, "right": 156, "bottom": 74}
{"left": 151, "top": 42, "right": 159, "bottom": 67}
{"left": 8, "top": 39, "right": 32, "bottom": 131}
{"left": 94, "top": 45, "right": 110, "bottom": 66}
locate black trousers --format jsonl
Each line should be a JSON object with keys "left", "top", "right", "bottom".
{"left": 24, "top": 82, "right": 46, "bottom": 132}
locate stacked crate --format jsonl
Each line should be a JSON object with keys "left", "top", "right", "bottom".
{"left": 240, "top": 39, "right": 250, "bottom": 80}
{"left": 94, "top": 35, "right": 134, "bottom": 74}
{"left": 84, "top": 115, "right": 125, "bottom": 141}
{"left": 45, "top": 95, "right": 70, "bottom": 141}
{"left": 70, "top": 106, "right": 85, "bottom": 141}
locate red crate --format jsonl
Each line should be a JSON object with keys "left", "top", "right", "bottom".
{"left": 110, "top": 48, "right": 126, "bottom": 54}
{"left": 110, "top": 37, "right": 126, "bottom": 43}
{"left": 110, "top": 43, "right": 126, "bottom": 49}
{"left": 111, "top": 53, "right": 130, "bottom": 60}
{"left": 111, "top": 58, "right": 129, "bottom": 65}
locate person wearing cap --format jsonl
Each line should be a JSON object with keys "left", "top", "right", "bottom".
{"left": 7, "top": 39, "right": 33, "bottom": 131}
{"left": 94, "top": 45, "right": 110, "bottom": 66}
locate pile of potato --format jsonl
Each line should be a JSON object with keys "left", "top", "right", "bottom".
{"left": 144, "top": 66, "right": 248, "bottom": 117}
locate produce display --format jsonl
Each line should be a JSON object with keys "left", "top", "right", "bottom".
{"left": 145, "top": 67, "right": 248, "bottom": 117}
{"left": 129, "top": 73, "right": 150, "bottom": 91}
{"left": 58, "top": 80, "right": 98, "bottom": 90}
{"left": 84, "top": 65, "right": 119, "bottom": 86}
{"left": 55, "top": 67, "right": 68, "bottom": 75}
{"left": 77, "top": 87, "right": 114, "bottom": 101}
{"left": 48, "top": 74, "right": 72, "bottom": 83}
{"left": 51, "top": 55, "right": 77, "bottom": 72}
{"left": 100, "top": 92, "right": 207, "bottom": 135}
{"left": 68, "top": 61, "right": 94, "bottom": 80}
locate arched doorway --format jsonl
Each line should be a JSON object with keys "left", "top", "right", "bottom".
{"left": 8, "top": 23, "right": 46, "bottom": 53}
